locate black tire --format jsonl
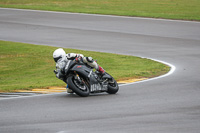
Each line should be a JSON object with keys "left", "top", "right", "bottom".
{"left": 106, "top": 76, "right": 119, "bottom": 94}
{"left": 67, "top": 76, "right": 89, "bottom": 97}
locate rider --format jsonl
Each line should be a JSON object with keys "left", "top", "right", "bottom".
{"left": 53, "top": 48, "right": 105, "bottom": 92}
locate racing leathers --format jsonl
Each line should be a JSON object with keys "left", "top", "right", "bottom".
{"left": 55, "top": 53, "right": 105, "bottom": 80}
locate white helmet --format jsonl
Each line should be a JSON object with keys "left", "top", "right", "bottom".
{"left": 53, "top": 48, "right": 66, "bottom": 62}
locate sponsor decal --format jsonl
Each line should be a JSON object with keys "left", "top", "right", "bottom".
{"left": 90, "top": 83, "right": 107, "bottom": 92}
{"left": 90, "top": 84, "right": 102, "bottom": 92}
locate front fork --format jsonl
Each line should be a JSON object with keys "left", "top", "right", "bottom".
{"left": 74, "top": 72, "right": 81, "bottom": 82}
{"left": 74, "top": 72, "right": 90, "bottom": 89}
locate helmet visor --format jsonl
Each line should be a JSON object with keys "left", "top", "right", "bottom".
{"left": 54, "top": 56, "right": 62, "bottom": 62}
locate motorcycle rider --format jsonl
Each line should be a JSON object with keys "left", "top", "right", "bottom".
{"left": 53, "top": 48, "right": 105, "bottom": 93}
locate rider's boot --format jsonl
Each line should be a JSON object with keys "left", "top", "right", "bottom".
{"left": 66, "top": 84, "right": 74, "bottom": 93}
{"left": 98, "top": 65, "right": 106, "bottom": 78}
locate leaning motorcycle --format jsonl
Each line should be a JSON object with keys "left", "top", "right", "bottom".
{"left": 61, "top": 59, "right": 119, "bottom": 97}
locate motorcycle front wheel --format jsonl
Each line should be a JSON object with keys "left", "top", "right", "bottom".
{"left": 67, "top": 75, "right": 90, "bottom": 97}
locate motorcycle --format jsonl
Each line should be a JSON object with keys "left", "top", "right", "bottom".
{"left": 60, "top": 59, "right": 119, "bottom": 97}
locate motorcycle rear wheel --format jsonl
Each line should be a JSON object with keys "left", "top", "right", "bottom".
{"left": 67, "top": 76, "right": 90, "bottom": 97}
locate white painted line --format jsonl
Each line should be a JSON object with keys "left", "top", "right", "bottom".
{"left": 0, "top": 7, "right": 200, "bottom": 24}
{"left": 119, "top": 57, "right": 176, "bottom": 86}
{"left": 0, "top": 92, "right": 64, "bottom": 101}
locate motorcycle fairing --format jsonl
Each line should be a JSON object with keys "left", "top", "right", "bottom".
{"left": 71, "top": 64, "right": 108, "bottom": 93}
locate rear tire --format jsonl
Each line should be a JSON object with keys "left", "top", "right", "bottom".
{"left": 67, "top": 76, "right": 89, "bottom": 97}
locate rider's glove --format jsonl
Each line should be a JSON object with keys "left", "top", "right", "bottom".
{"left": 75, "top": 56, "right": 82, "bottom": 62}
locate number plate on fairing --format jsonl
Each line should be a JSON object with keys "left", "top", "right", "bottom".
{"left": 90, "top": 83, "right": 107, "bottom": 93}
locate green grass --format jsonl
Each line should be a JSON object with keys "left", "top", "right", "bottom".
{"left": 0, "top": 40, "right": 169, "bottom": 92}
{"left": 0, "top": 0, "right": 200, "bottom": 21}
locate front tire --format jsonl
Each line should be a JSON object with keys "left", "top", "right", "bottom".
{"left": 67, "top": 76, "right": 89, "bottom": 97}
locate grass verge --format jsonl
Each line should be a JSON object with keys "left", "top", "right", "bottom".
{"left": 0, "top": 0, "right": 200, "bottom": 21}
{"left": 0, "top": 40, "right": 170, "bottom": 92}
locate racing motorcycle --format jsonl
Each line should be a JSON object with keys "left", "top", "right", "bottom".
{"left": 62, "top": 59, "right": 119, "bottom": 97}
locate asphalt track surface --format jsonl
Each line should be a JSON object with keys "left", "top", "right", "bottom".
{"left": 0, "top": 8, "right": 200, "bottom": 133}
